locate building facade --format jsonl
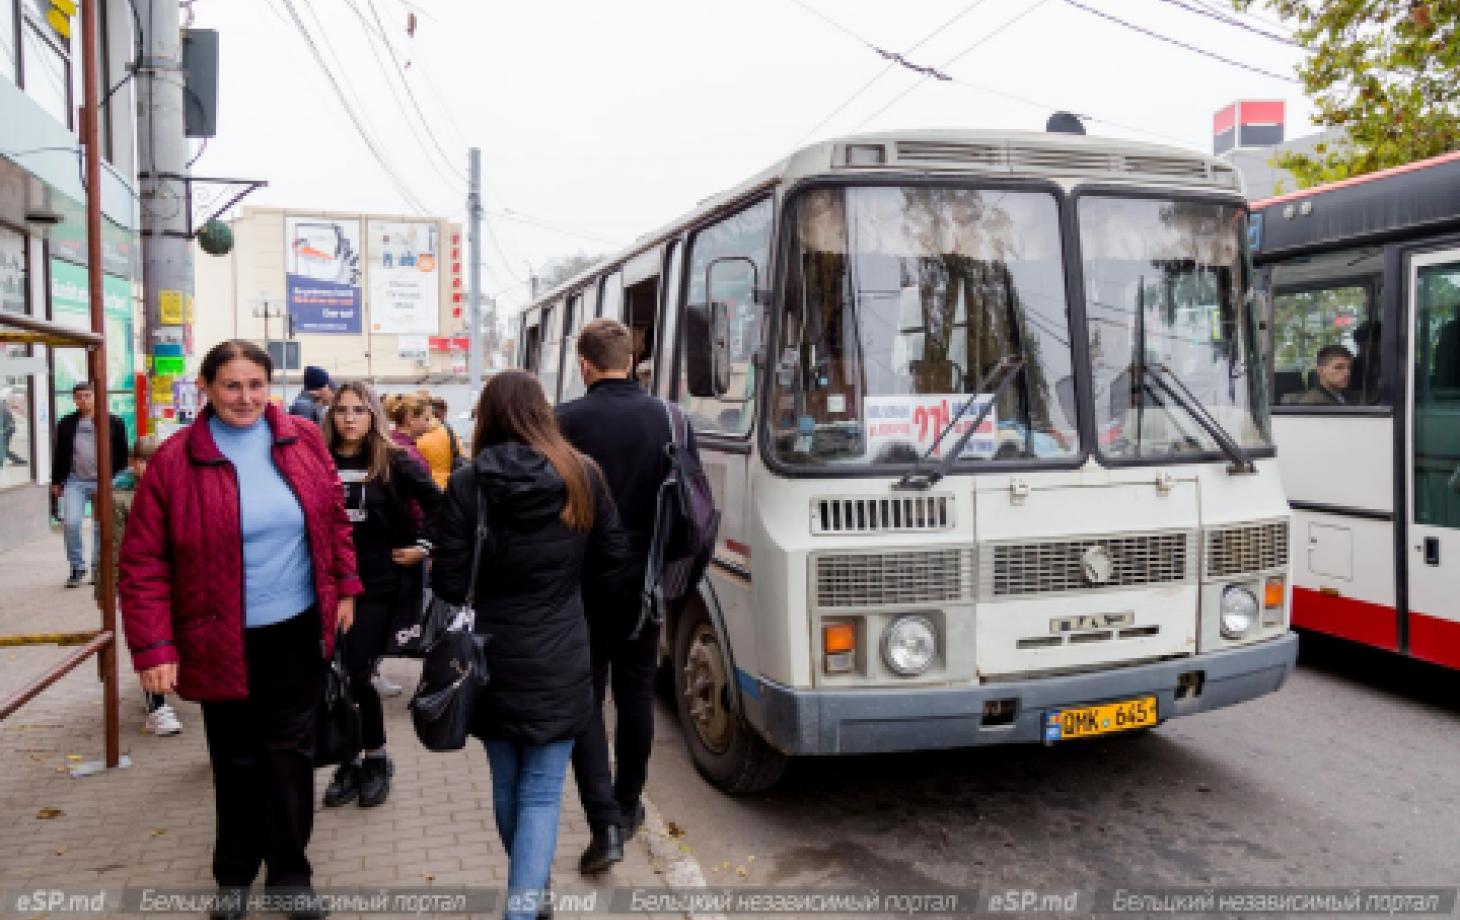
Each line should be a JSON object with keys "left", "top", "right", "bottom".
{"left": 192, "top": 207, "right": 471, "bottom": 397}
{"left": 1, "top": 0, "right": 141, "bottom": 551}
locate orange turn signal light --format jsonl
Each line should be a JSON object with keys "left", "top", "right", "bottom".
{"left": 823, "top": 622, "right": 856, "bottom": 654}
{"left": 1264, "top": 578, "right": 1285, "bottom": 609}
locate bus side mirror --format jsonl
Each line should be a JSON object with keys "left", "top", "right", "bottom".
{"left": 684, "top": 301, "right": 732, "bottom": 398}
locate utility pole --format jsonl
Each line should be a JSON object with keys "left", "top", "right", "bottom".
{"left": 466, "top": 148, "right": 483, "bottom": 394}
{"left": 137, "top": 0, "right": 193, "bottom": 435}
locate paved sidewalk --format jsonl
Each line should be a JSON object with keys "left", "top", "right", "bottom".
{"left": 0, "top": 532, "right": 674, "bottom": 917}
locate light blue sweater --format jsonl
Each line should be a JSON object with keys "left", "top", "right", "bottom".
{"left": 209, "top": 415, "right": 316, "bottom": 627}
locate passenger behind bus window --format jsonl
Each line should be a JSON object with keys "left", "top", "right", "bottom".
{"left": 1298, "top": 344, "right": 1352, "bottom": 405}
{"left": 1347, "top": 321, "right": 1382, "bottom": 404}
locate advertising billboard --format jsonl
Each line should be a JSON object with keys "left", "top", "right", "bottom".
{"left": 285, "top": 216, "right": 362, "bottom": 334}
{"left": 367, "top": 220, "right": 440, "bottom": 335}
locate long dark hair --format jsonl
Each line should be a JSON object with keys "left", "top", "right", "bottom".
{"left": 199, "top": 339, "right": 272, "bottom": 383}
{"left": 471, "top": 370, "right": 594, "bottom": 531}
{"left": 321, "top": 380, "right": 400, "bottom": 483}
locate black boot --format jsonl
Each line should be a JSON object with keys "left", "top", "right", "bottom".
{"left": 285, "top": 889, "right": 328, "bottom": 920}
{"left": 322, "top": 762, "right": 360, "bottom": 807}
{"left": 208, "top": 886, "right": 247, "bottom": 920}
{"left": 578, "top": 823, "right": 623, "bottom": 875}
{"left": 358, "top": 754, "right": 393, "bottom": 807}
{"left": 536, "top": 876, "right": 553, "bottom": 920}
{"left": 620, "top": 801, "right": 647, "bottom": 841}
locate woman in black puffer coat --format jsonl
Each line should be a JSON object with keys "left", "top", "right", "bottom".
{"left": 431, "top": 370, "right": 631, "bottom": 920}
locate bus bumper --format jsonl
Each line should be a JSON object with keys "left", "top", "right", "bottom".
{"left": 750, "top": 632, "right": 1298, "bottom": 756}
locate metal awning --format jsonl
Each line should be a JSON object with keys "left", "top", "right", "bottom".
{"left": 0, "top": 311, "right": 104, "bottom": 348}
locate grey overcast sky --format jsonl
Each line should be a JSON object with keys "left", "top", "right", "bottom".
{"left": 190, "top": 0, "right": 1310, "bottom": 317}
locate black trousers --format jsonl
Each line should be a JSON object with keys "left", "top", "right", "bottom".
{"left": 200, "top": 608, "right": 324, "bottom": 890}
{"left": 572, "top": 616, "right": 661, "bottom": 832}
{"left": 340, "top": 593, "right": 395, "bottom": 751}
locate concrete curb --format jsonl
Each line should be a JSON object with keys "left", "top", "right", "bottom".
{"left": 637, "top": 792, "right": 724, "bottom": 920}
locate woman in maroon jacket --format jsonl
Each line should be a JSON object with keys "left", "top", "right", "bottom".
{"left": 119, "top": 340, "right": 361, "bottom": 920}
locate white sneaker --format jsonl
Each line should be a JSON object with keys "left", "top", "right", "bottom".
{"left": 145, "top": 704, "right": 182, "bottom": 736}
{"left": 372, "top": 672, "right": 403, "bottom": 697}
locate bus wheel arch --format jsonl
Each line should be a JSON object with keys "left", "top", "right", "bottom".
{"left": 672, "top": 591, "right": 788, "bottom": 794}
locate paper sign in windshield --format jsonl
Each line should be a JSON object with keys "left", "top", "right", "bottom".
{"left": 864, "top": 394, "right": 996, "bottom": 462}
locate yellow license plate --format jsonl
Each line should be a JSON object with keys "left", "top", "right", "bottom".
{"left": 1045, "top": 696, "right": 1157, "bottom": 742}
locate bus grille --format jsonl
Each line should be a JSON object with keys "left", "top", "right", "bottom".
{"left": 1204, "top": 520, "right": 1289, "bottom": 579}
{"left": 980, "top": 531, "right": 1194, "bottom": 599}
{"left": 813, "top": 548, "right": 972, "bottom": 609}
{"left": 811, "top": 495, "right": 953, "bottom": 535}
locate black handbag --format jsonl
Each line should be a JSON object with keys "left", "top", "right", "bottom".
{"left": 387, "top": 562, "right": 446, "bottom": 658}
{"left": 409, "top": 492, "right": 491, "bottom": 752}
{"left": 314, "top": 645, "right": 361, "bottom": 767}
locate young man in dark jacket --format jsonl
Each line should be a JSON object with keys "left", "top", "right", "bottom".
{"left": 288, "top": 365, "right": 333, "bottom": 425}
{"left": 50, "top": 381, "right": 128, "bottom": 587}
{"left": 557, "top": 318, "right": 699, "bottom": 875}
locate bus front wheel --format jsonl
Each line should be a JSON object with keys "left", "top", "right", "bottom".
{"left": 673, "top": 602, "right": 787, "bottom": 794}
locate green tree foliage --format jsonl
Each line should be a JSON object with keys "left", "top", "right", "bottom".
{"left": 536, "top": 252, "right": 607, "bottom": 293}
{"left": 1237, "top": 0, "right": 1460, "bottom": 186}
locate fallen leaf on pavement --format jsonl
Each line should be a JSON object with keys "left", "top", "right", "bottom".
{"left": 149, "top": 828, "right": 166, "bottom": 838}
{"left": 736, "top": 867, "right": 749, "bottom": 879}
{"left": 664, "top": 821, "right": 684, "bottom": 838}
{"left": 36, "top": 807, "right": 64, "bottom": 819}
{"left": 55, "top": 847, "right": 66, "bottom": 856}
{"left": 423, "top": 874, "right": 434, "bottom": 882}
{"left": 65, "top": 754, "right": 81, "bottom": 762}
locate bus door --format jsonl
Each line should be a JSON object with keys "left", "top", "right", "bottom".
{"left": 1406, "top": 248, "right": 1460, "bottom": 667}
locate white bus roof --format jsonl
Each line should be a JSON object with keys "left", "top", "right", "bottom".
{"left": 520, "top": 128, "right": 1241, "bottom": 318}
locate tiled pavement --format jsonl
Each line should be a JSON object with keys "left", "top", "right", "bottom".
{"left": 0, "top": 532, "right": 678, "bottom": 917}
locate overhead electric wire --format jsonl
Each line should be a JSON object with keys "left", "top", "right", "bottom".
{"left": 1152, "top": 0, "right": 1298, "bottom": 45}
{"left": 1059, "top": 0, "right": 1298, "bottom": 82}
{"left": 336, "top": 0, "right": 464, "bottom": 196}
{"left": 848, "top": 0, "right": 1053, "bottom": 132}
{"left": 793, "top": 0, "right": 988, "bottom": 146}
{"left": 364, "top": 0, "right": 469, "bottom": 183}
{"left": 279, "top": 0, "right": 431, "bottom": 213}
{"left": 490, "top": 210, "right": 622, "bottom": 247}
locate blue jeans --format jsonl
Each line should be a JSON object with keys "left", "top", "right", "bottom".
{"left": 62, "top": 477, "right": 100, "bottom": 573}
{"left": 483, "top": 738, "right": 574, "bottom": 920}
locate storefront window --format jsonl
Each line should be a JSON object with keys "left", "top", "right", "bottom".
{"left": 2, "top": 2, "right": 18, "bottom": 85}
{"left": 1, "top": 225, "right": 33, "bottom": 490}
{"left": 21, "top": 17, "right": 69, "bottom": 128}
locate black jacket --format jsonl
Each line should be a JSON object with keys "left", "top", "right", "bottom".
{"left": 51, "top": 411, "right": 128, "bottom": 485}
{"left": 431, "top": 442, "right": 633, "bottom": 745}
{"left": 333, "top": 447, "right": 442, "bottom": 600}
{"left": 556, "top": 378, "right": 697, "bottom": 558}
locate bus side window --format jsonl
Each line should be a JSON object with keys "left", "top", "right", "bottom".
{"left": 1269, "top": 246, "right": 1386, "bottom": 407}
{"left": 678, "top": 198, "right": 773, "bottom": 436}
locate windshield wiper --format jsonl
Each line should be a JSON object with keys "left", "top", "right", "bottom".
{"left": 894, "top": 355, "right": 1025, "bottom": 491}
{"left": 1139, "top": 363, "right": 1256, "bottom": 474}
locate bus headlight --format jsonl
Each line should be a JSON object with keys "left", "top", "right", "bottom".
{"left": 1219, "top": 585, "right": 1259, "bottom": 638}
{"left": 882, "top": 615, "right": 937, "bottom": 676}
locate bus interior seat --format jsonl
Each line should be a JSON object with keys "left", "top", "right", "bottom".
{"left": 1273, "top": 370, "right": 1305, "bottom": 404}
{"left": 907, "top": 358, "right": 960, "bottom": 393}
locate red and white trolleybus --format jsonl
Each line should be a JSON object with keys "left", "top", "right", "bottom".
{"left": 1252, "top": 150, "right": 1460, "bottom": 668}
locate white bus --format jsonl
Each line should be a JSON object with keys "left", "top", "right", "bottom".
{"left": 518, "top": 127, "right": 1296, "bottom": 792}
{"left": 1252, "top": 150, "right": 1460, "bottom": 670}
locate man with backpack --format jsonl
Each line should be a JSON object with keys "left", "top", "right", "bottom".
{"left": 557, "top": 318, "right": 706, "bottom": 876}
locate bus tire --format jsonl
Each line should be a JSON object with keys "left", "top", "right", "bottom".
{"left": 673, "top": 601, "right": 787, "bottom": 795}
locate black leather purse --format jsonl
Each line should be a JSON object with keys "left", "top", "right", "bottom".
{"left": 409, "top": 491, "right": 491, "bottom": 752}
{"left": 314, "top": 645, "right": 361, "bottom": 767}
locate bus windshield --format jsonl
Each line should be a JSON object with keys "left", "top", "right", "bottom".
{"left": 770, "top": 185, "right": 1080, "bottom": 468}
{"left": 1077, "top": 195, "right": 1271, "bottom": 460}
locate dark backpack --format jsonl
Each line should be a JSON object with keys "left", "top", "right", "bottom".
{"left": 633, "top": 400, "right": 720, "bottom": 638}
